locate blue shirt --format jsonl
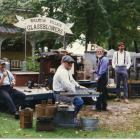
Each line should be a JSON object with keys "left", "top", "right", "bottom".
{"left": 93, "top": 56, "right": 109, "bottom": 80}
{"left": 0, "top": 70, "right": 15, "bottom": 85}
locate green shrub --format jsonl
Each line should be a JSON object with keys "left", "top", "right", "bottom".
{"left": 21, "top": 55, "right": 40, "bottom": 72}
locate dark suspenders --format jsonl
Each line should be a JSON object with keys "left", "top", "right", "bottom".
{"left": 117, "top": 51, "right": 126, "bottom": 64}
{"left": 124, "top": 51, "right": 126, "bottom": 64}
{"left": 7, "top": 71, "right": 10, "bottom": 81}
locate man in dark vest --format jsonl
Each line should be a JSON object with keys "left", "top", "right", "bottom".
{"left": 90, "top": 47, "right": 109, "bottom": 111}
{"left": 112, "top": 42, "right": 131, "bottom": 103}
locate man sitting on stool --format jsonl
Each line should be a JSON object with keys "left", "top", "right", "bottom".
{"left": 0, "top": 61, "right": 26, "bottom": 119}
{"left": 53, "top": 55, "right": 87, "bottom": 125}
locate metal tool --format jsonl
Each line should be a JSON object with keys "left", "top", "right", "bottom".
{"left": 27, "top": 78, "right": 52, "bottom": 90}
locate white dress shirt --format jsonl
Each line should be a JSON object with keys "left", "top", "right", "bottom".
{"left": 112, "top": 50, "right": 131, "bottom": 69}
{"left": 53, "top": 65, "right": 80, "bottom": 92}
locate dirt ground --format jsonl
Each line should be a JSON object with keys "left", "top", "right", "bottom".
{"left": 75, "top": 71, "right": 140, "bottom": 132}
{"left": 77, "top": 94, "right": 140, "bottom": 132}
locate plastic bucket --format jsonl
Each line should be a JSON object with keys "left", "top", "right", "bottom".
{"left": 81, "top": 118, "right": 98, "bottom": 131}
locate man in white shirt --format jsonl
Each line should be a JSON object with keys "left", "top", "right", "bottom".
{"left": 53, "top": 55, "right": 87, "bottom": 117}
{"left": 112, "top": 42, "right": 131, "bottom": 103}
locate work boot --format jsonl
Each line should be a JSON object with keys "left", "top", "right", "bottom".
{"left": 113, "top": 98, "right": 121, "bottom": 102}
{"left": 124, "top": 99, "right": 129, "bottom": 104}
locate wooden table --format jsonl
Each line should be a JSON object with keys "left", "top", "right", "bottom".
{"left": 0, "top": 86, "right": 53, "bottom": 106}
{"left": 14, "top": 86, "right": 53, "bottom": 103}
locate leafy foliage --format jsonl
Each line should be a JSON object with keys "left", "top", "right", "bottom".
{"left": 21, "top": 53, "right": 40, "bottom": 72}
{"left": 1, "top": 0, "right": 140, "bottom": 51}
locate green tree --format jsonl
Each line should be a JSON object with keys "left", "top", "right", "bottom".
{"left": 1, "top": 0, "right": 140, "bottom": 52}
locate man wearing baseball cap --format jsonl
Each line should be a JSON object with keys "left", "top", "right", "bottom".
{"left": 53, "top": 55, "right": 87, "bottom": 126}
{"left": 0, "top": 60, "right": 26, "bottom": 119}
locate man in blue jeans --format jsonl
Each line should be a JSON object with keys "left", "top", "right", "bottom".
{"left": 53, "top": 55, "right": 87, "bottom": 124}
{"left": 0, "top": 61, "right": 26, "bottom": 119}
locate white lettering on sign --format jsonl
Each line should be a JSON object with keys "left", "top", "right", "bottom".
{"left": 26, "top": 24, "right": 63, "bottom": 35}
{"left": 14, "top": 16, "right": 74, "bottom": 36}
{"left": 25, "top": 17, "right": 64, "bottom": 35}
{"left": 25, "top": 97, "right": 33, "bottom": 100}
{"left": 50, "top": 20, "right": 62, "bottom": 28}
{"left": 30, "top": 18, "right": 46, "bottom": 22}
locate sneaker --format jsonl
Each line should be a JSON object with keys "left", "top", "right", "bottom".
{"left": 113, "top": 98, "right": 121, "bottom": 102}
{"left": 124, "top": 99, "right": 129, "bottom": 104}
{"left": 91, "top": 107, "right": 101, "bottom": 112}
{"left": 15, "top": 111, "right": 20, "bottom": 119}
{"left": 71, "top": 117, "right": 80, "bottom": 127}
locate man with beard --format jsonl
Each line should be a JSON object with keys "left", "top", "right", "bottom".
{"left": 90, "top": 47, "right": 109, "bottom": 111}
{"left": 112, "top": 42, "right": 131, "bottom": 103}
{"left": 53, "top": 55, "right": 87, "bottom": 125}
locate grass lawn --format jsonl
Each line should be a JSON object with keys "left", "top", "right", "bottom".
{"left": 0, "top": 93, "right": 140, "bottom": 138}
{"left": 0, "top": 111, "right": 140, "bottom": 139}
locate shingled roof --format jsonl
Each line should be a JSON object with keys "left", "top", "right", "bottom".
{"left": 0, "top": 25, "right": 22, "bottom": 34}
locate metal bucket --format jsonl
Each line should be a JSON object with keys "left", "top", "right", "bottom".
{"left": 81, "top": 118, "right": 98, "bottom": 131}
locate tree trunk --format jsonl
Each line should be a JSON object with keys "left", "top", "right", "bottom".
{"left": 85, "top": 32, "right": 89, "bottom": 51}
{"left": 85, "top": 1, "right": 94, "bottom": 51}
{"left": 108, "top": 39, "right": 112, "bottom": 50}
{"left": 109, "top": 44, "right": 111, "bottom": 50}
{"left": 134, "top": 40, "right": 138, "bottom": 53}
{"left": 49, "top": 2, "right": 53, "bottom": 17}
{"left": 112, "top": 44, "right": 115, "bottom": 50}
{"left": 90, "top": 12, "right": 94, "bottom": 43}
{"left": 85, "top": 3, "right": 90, "bottom": 52}
{"left": 47, "top": 40, "right": 55, "bottom": 52}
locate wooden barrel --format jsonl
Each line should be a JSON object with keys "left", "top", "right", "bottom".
{"left": 35, "top": 104, "right": 45, "bottom": 117}
{"left": 36, "top": 99, "right": 57, "bottom": 118}
{"left": 45, "top": 104, "right": 57, "bottom": 117}
{"left": 19, "top": 108, "right": 33, "bottom": 128}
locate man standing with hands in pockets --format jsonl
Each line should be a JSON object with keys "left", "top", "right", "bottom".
{"left": 112, "top": 42, "right": 131, "bottom": 103}
{"left": 90, "top": 47, "right": 109, "bottom": 111}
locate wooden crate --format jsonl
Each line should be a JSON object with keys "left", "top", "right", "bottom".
{"left": 12, "top": 72, "right": 39, "bottom": 86}
{"left": 36, "top": 119, "right": 54, "bottom": 132}
{"left": 128, "top": 83, "right": 140, "bottom": 98}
